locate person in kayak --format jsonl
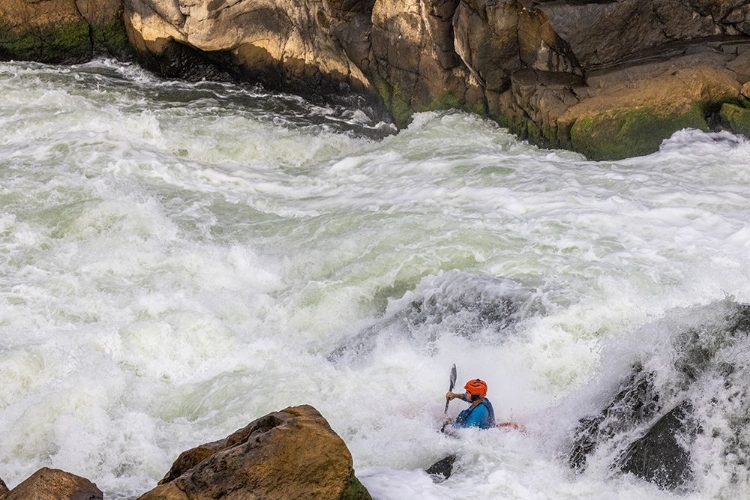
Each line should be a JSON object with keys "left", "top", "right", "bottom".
{"left": 444, "top": 378, "right": 496, "bottom": 429}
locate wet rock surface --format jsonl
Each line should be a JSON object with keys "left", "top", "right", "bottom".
{"left": 569, "top": 300, "right": 750, "bottom": 491}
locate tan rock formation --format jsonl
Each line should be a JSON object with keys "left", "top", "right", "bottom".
{"left": 1, "top": 468, "right": 102, "bottom": 500}
{"left": 124, "top": 0, "right": 373, "bottom": 96}
{"left": 138, "top": 404, "right": 371, "bottom": 500}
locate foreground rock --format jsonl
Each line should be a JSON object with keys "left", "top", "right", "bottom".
{"left": 0, "top": 467, "right": 102, "bottom": 500}
{"left": 139, "top": 404, "right": 371, "bottom": 500}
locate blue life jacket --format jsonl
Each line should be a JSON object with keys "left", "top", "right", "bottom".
{"left": 453, "top": 398, "right": 496, "bottom": 429}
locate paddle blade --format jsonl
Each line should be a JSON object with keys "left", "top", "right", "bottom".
{"left": 444, "top": 364, "right": 457, "bottom": 414}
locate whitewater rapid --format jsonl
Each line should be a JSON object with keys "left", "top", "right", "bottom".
{"left": 1, "top": 59, "right": 749, "bottom": 499}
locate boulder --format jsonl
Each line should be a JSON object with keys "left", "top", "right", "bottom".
{"left": 123, "top": 0, "right": 376, "bottom": 100}
{"left": 0, "top": 0, "right": 129, "bottom": 63}
{"left": 570, "top": 301, "right": 750, "bottom": 490}
{"left": 562, "top": 63, "right": 741, "bottom": 160}
{"left": 138, "top": 404, "right": 371, "bottom": 500}
{"left": 0, "top": 477, "right": 7, "bottom": 496}
{"left": 619, "top": 402, "right": 696, "bottom": 489}
{"left": 1, "top": 467, "right": 102, "bottom": 500}
{"left": 569, "top": 366, "right": 661, "bottom": 473}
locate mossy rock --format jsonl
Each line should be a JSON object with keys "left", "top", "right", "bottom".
{"left": 340, "top": 471, "right": 372, "bottom": 500}
{"left": 719, "top": 102, "right": 750, "bottom": 137}
{"left": 91, "top": 19, "right": 132, "bottom": 60}
{"left": 570, "top": 105, "right": 708, "bottom": 161}
{"left": 371, "top": 73, "right": 413, "bottom": 129}
{"left": 495, "top": 113, "right": 573, "bottom": 151}
{"left": 0, "top": 19, "right": 92, "bottom": 63}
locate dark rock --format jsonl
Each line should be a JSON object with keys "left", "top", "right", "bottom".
{"left": 426, "top": 454, "right": 457, "bottom": 482}
{"left": 569, "top": 366, "right": 661, "bottom": 472}
{"left": 570, "top": 300, "right": 750, "bottom": 490}
{"left": 618, "top": 401, "right": 696, "bottom": 490}
{"left": 2, "top": 468, "right": 102, "bottom": 500}
{"left": 138, "top": 404, "right": 372, "bottom": 500}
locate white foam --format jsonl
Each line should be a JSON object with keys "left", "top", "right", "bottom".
{"left": 1, "top": 61, "right": 750, "bottom": 499}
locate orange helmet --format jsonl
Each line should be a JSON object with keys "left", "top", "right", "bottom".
{"left": 464, "top": 379, "right": 487, "bottom": 398}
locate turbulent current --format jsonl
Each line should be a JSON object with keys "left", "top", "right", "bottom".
{"left": 1, "top": 59, "right": 750, "bottom": 500}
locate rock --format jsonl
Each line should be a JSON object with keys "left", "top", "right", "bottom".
{"left": 619, "top": 402, "right": 696, "bottom": 490}
{"left": 569, "top": 366, "right": 661, "bottom": 472}
{"left": 123, "top": 0, "right": 376, "bottom": 100}
{"left": 563, "top": 64, "right": 740, "bottom": 160}
{"left": 570, "top": 300, "right": 750, "bottom": 490}
{"left": 370, "top": 0, "right": 483, "bottom": 126}
{"left": 138, "top": 404, "right": 371, "bottom": 500}
{"left": 0, "top": 0, "right": 129, "bottom": 63}
{"left": 0, "top": 477, "right": 7, "bottom": 496}
{"left": 720, "top": 102, "right": 750, "bottom": 135}
{"left": 2, "top": 467, "right": 102, "bottom": 500}
{"left": 425, "top": 454, "right": 456, "bottom": 482}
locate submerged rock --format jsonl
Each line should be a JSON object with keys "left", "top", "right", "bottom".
{"left": 1, "top": 467, "right": 102, "bottom": 500}
{"left": 569, "top": 366, "right": 661, "bottom": 473}
{"left": 329, "top": 271, "right": 541, "bottom": 363}
{"left": 138, "top": 404, "right": 371, "bottom": 500}
{"left": 425, "top": 454, "right": 457, "bottom": 482}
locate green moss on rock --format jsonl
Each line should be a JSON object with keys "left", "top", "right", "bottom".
{"left": 91, "top": 19, "right": 132, "bottom": 59}
{"left": 494, "top": 113, "right": 572, "bottom": 151}
{"left": 428, "top": 93, "right": 486, "bottom": 117}
{"left": 340, "top": 471, "right": 372, "bottom": 500}
{"left": 0, "top": 19, "right": 91, "bottom": 63}
{"left": 570, "top": 105, "right": 708, "bottom": 161}
{"left": 371, "top": 73, "right": 413, "bottom": 129}
{"left": 719, "top": 103, "right": 750, "bottom": 137}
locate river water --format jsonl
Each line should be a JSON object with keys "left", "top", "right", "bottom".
{"left": 1, "top": 59, "right": 749, "bottom": 499}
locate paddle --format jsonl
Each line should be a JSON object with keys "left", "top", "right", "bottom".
{"left": 444, "top": 363, "right": 457, "bottom": 414}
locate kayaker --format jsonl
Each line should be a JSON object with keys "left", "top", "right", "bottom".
{"left": 445, "top": 378, "right": 496, "bottom": 429}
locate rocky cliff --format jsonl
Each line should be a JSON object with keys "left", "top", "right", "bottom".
{"left": 3, "top": 0, "right": 750, "bottom": 160}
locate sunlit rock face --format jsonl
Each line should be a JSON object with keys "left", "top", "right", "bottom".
{"left": 138, "top": 405, "right": 372, "bottom": 500}
{"left": 122, "top": 0, "right": 375, "bottom": 99}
